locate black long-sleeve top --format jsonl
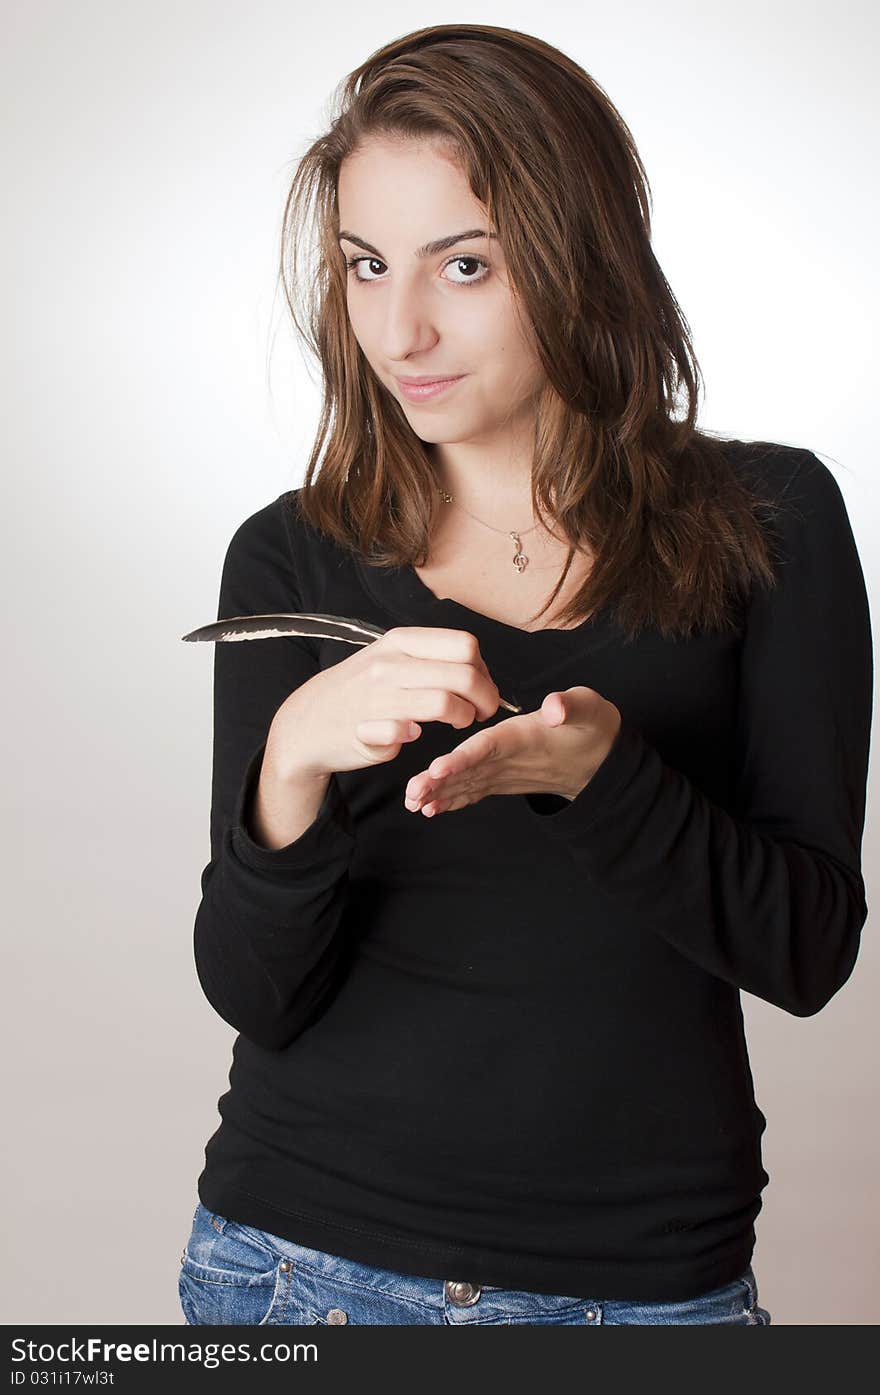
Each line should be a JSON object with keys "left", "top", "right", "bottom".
{"left": 190, "top": 442, "right": 872, "bottom": 1301}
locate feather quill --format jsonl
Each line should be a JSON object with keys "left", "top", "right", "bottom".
{"left": 181, "top": 612, "right": 522, "bottom": 714}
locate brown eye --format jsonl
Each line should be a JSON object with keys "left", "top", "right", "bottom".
{"left": 345, "top": 256, "right": 386, "bottom": 282}
{"left": 442, "top": 255, "right": 490, "bottom": 286}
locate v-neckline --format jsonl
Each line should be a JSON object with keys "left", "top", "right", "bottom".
{"left": 353, "top": 553, "right": 619, "bottom": 709}
{"left": 404, "top": 561, "right": 604, "bottom": 638}
{"left": 350, "top": 552, "right": 619, "bottom": 708}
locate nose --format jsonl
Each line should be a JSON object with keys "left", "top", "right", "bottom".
{"left": 379, "top": 275, "right": 439, "bottom": 363}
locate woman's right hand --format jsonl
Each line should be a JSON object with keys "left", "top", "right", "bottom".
{"left": 265, "top": 627, "right": 502, "bottom": 781}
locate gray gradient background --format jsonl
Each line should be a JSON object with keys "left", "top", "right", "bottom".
{"left": 3, "top": 0, "right": 877, "bottom": 1325}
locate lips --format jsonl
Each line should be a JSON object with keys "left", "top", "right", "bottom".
{"left": 395, "top": 374, "right": 466, "bottom": 402}
{"left": 396, "top": 375, "right": 461, "bottom": 385}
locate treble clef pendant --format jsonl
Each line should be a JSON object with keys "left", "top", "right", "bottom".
{"left": 510, "top": 531, "right": 529, "bottom": 572}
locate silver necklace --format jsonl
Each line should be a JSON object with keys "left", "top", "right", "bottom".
{"left": 436, "top": 486, "right": 540, "bottom": 573}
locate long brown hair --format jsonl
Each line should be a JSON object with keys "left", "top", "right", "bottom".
{"left": 278, "top": 23, "right": 794, "bottom": 641}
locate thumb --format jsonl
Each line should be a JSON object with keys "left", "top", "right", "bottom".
{"left": 541, "top": 686, "right": 597, "bottom": 726}
{"left": 541, "top": 691, "right": 569, "bottom": 726}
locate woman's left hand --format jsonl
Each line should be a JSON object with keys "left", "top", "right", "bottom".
{"left": 404, "top": 687, "right": 622, "bottom": 816}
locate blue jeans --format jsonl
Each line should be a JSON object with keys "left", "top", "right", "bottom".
{"left": 178, "top": 1202, "right": 772, "bottom": 1326}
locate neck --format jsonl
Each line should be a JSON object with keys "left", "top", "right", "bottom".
{"left": 431, "top": 478, "right": 572, "bottom": 556}
{"left": 428, "top": 427, "right": 536, "bottom": 519}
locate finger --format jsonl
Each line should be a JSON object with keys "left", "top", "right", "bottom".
{"left": 537, "top": 692, "right": 564, "bottom": 725}
{"left": 357, "top": 718, "right": 421, "bottom": 746}
{"left": 405, "top": 756, "right": 472, "bottom": 804}
{"left": 405, "top": 776, "right": 446, "bottom": 807}
{"left": 405, "top": 728, "right": 496, "bottom": 806}
{"left": 406, "top": 765, "right": 482, "bottom": 812}
{"left": 423, "top": 787, "right": 475, "bottom": 815}
{"left": 405, "top": 773, "right": 456, "bottom": 809}
{"left": 427, "top": 737, "right": 487, "bottom": 779}
{"left": 375, "top": 640, "right": 499, "bottom": 723}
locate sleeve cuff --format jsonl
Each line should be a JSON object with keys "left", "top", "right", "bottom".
{"left": 522, "top": 716, "right": 648, "bottom": 835}
{"left": 230, "top": 739, "right": 356, "bottom": 872}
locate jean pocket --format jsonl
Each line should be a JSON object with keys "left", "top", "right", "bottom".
{"left": 179, "top": 1203, "right": 298, "bottom": 1326}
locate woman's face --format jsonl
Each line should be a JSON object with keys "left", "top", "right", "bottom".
{"left": 337, "top": 135, "right": 546, "bottom": 448}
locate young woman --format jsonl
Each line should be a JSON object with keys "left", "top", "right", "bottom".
{"left": 178, "top": 24, "right": 871, "bottom": 1326}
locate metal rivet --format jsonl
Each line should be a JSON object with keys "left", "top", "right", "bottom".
{"left": 586, "top": 1308, "right": 596, "bottom": 1321}
{"left": 445, "top": 1280, "right": 481, "bottom": 1307}
{"left": 327, "top": 1308, "right": 348, "bottom": 1324}
{"left": 279, "top": 1260, "right": 291, "bottom": 1272}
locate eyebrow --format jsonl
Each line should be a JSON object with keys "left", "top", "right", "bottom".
{"left": 337, "top": 228, "right": 497, "bottom": 259}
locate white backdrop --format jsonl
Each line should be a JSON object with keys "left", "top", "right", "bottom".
{"left": 3, "top": 0, "right": 877, "bottom": 1324}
